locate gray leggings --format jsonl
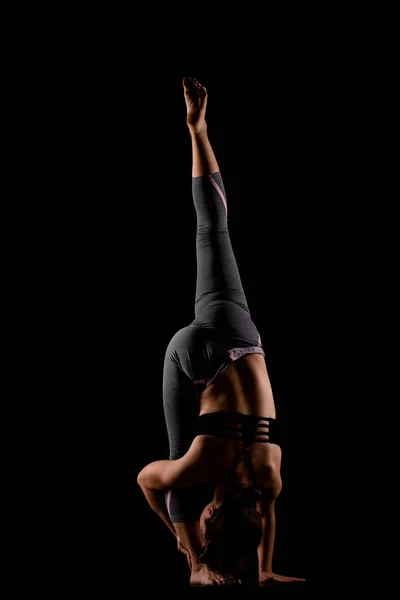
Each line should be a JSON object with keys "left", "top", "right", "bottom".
{"left": 163, "top": 172, "right": 264, "bottom": 522}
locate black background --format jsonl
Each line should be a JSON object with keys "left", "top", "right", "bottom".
{"left": 36, "top": 23, "right": 382, "bottom": 593}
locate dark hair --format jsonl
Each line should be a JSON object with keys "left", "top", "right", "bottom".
{"left": 198, "top": 486, "right": 263, "bottom": 574}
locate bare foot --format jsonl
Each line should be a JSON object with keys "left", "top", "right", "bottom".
{"left": 182, "top": 76, "right": 208, "bottom": 135}
{"left": 190, "top": 564, "right": 241, "bottom": 586}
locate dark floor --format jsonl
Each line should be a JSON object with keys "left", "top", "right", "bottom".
{"left": 128, "top": 553, "right": 323, "bottom": 596}
{"left": 144, "top": 578, "right": 320, "bottom": 596}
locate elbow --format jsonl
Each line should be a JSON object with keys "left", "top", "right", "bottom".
{"left": 137, "top": 469, "right": 146, "bottom": 488}
{"left": 273, "top": 476, "right": 283, "bottom": 498}
{"left": 260, "top": 465, "right": 283, "bottom": 497}
{"left": 261, "top": 463, "right": 281, "bottom": 484}
{"left": 270, "top": 469, "right": 283, "bottom": 498}
{"left": 136, "top": 465, "right": 164, "bottom": 491}
{"left": 136, "top": 461, "right": 169, "bottom": 491}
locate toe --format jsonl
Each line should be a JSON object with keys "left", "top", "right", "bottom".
{"left": 182, "top": 76, "right": 194, "bottom": 89}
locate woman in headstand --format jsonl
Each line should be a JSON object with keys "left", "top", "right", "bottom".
{"left": 137, "top": 77, "right": 305, "bottom": 587}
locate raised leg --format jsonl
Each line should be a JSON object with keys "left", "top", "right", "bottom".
{"left": 183, "top": 77, "right": 250, "bottom": 319}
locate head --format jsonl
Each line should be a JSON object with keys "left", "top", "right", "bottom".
{"left": 198, "top": 486, "right": 263, "bottom": 574}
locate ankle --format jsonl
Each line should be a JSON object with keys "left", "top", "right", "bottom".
{"left": 188, "top": 122, "right": 207, "bottom": 138}
{"left": 191, "top": 561, "right": 207, "bottom": 573}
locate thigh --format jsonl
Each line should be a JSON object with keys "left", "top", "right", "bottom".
{"left": 162, "top": 326, "right": 201, "bottom": 459}
{"left": 192, "top": 172, "right": 249, "bottom": 316}
{"left": 195, "top": 228, "right": 249, "bottom": 316}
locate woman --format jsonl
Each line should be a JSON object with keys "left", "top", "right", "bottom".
{"left": 137, "top": 76, "right": 305, "bottom": 587}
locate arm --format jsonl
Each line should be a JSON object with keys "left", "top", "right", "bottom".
{"left": 136, "top": 459, "right": 192, "bottom": 540}
{"left": 136, "top": 459, "right": 191, "bottom": 541}
{"left": 137, "top": 483, "right": 177, "bottom": 538}
{"left": 258, "top": 503, "right": 278, "bottom": 574}
{"left": 257, "top": 473, "right": 282, "bottom": 576}
{"left": 174, "top": 520, "right": 204, "bottom": 570}
{"left": 257, "top": 472, "right": 306, "bottom": 586}
{"left": 136, "top": 452, "right": 213, "bottom": 540}
{"left": 138, "top": 465, "right": 240, "bottom": 585}
{"left": 137, "top": 437, "right": 226, "bottom": 540}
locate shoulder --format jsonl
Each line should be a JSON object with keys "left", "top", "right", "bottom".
{"left": 150, "top": 435, "right": 235, "bottom": 490}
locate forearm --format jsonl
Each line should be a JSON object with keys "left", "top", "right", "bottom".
{"left": 138, "top": 484, "right": 177, "bottom": 538}
{"left": 257, "top": 507, "right": 277, "bottom": 574}
{"left": 174, "top": 521, "right": 204, "bottom": 568}
{"left": 189, "top": 126, "right": 220, "bottom": 177}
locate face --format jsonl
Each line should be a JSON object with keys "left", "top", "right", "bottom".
{"left": 199, "top": 501, "right": 216, "bottom": 541}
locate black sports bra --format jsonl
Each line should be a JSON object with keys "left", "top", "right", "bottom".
{"left": 197, "top": 411, "right": 278, "bottom": 445}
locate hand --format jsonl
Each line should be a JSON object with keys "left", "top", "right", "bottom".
{"left": 259, "top": 570, "right": 306, "bottom": 587}
{"left": 176, "top": 536, "right": 192, "bottom": 571}
{"left": 190, "top": 564, "right": 241, "bottom": 587}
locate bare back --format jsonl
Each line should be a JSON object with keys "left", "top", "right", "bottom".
{"left": 199, "top": 354, "right": 276, "bottom": 418}
{"left": 198, "top": 354, "right": 281, "bottom": 487}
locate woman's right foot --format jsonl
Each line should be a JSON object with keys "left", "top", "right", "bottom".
{"left": 183, "top": 76, "right": 208, "bottom": 135}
